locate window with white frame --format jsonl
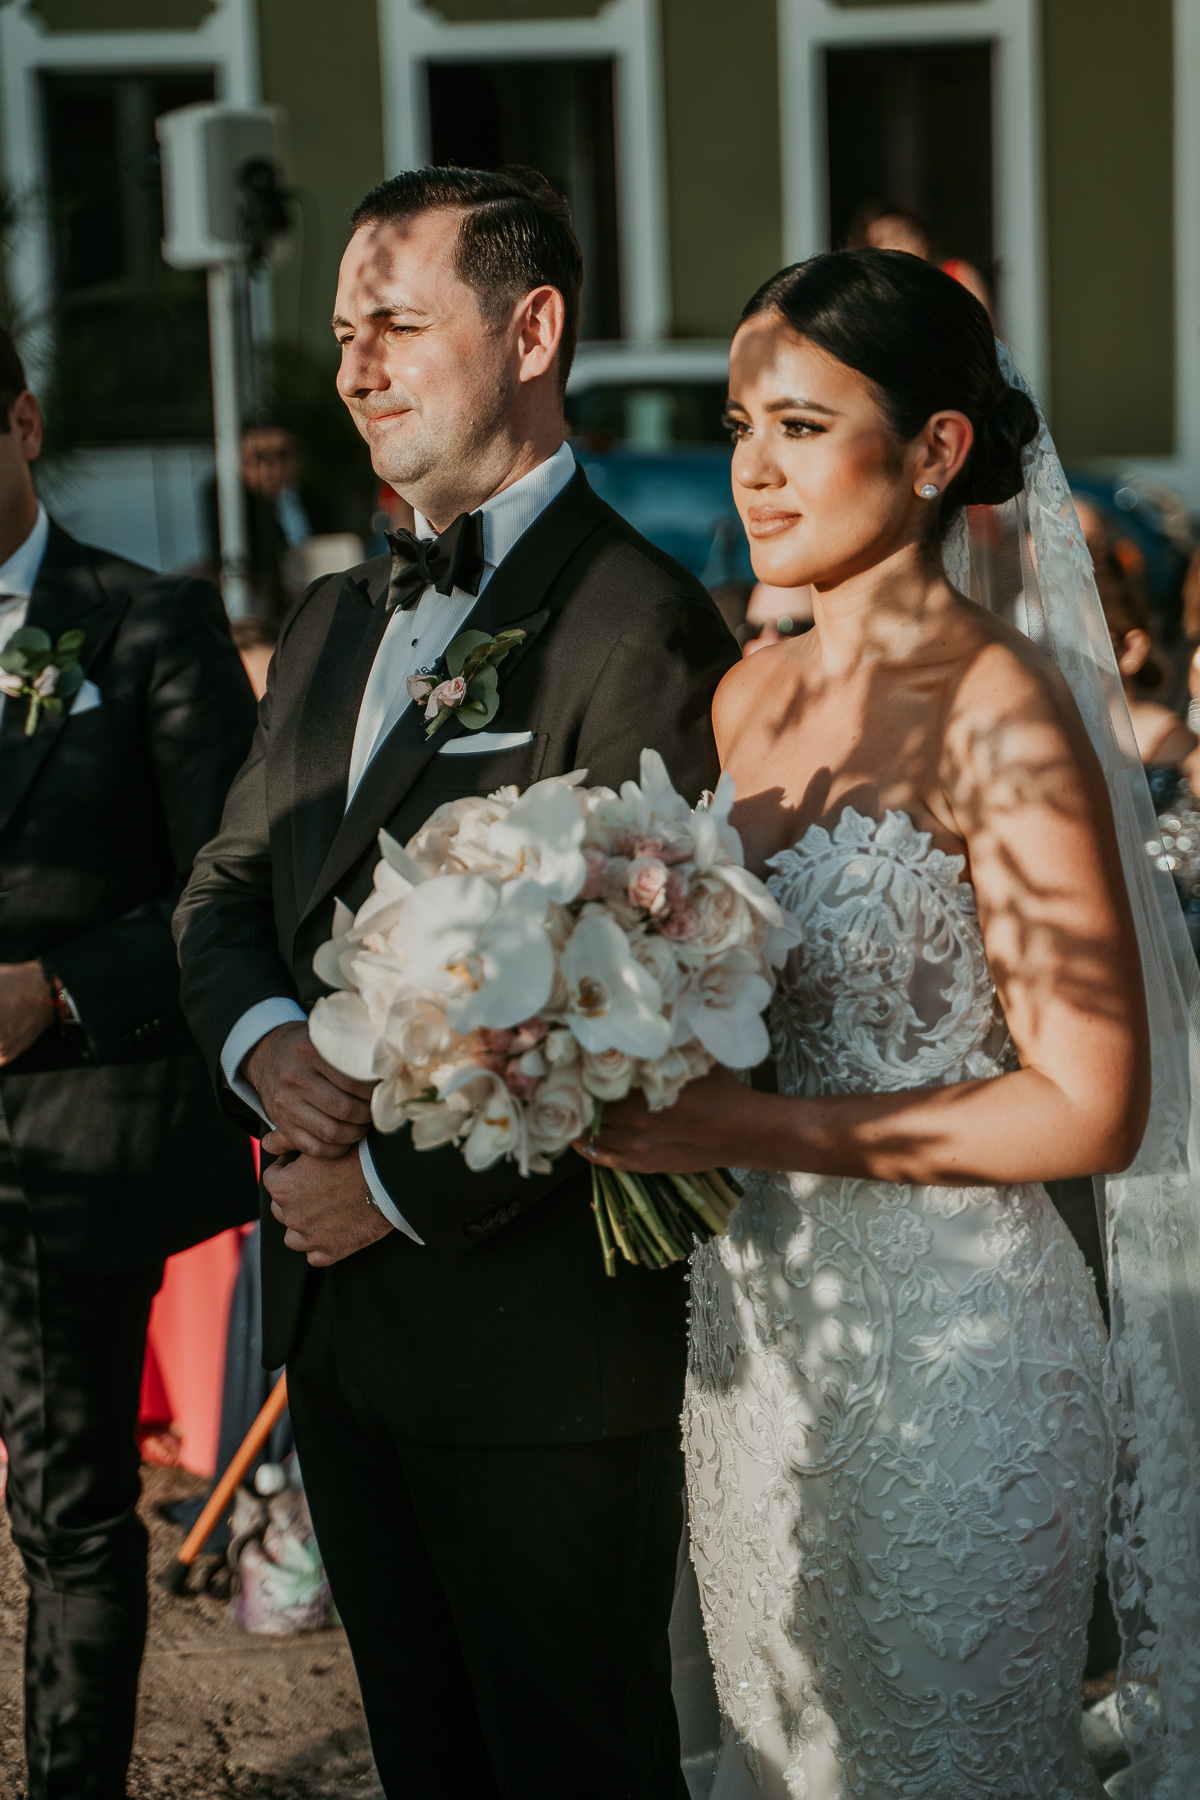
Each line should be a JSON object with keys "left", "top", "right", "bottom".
{"left": 778, "top": 0, "right": 1043, "bottom": 388}
{"left": 378, "top": 0, "right": 669, "bottom": 343}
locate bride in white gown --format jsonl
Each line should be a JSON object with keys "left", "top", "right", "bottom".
{"left": 583, "top": 251, "right": 1173, "bottom": 1798}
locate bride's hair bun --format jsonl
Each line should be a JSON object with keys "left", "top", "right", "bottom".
{"left": 958, "top": 381, "right": 1040, "bottom": 507}
{"left": 740, "top": 251, "right": 1040, "bottom": 534}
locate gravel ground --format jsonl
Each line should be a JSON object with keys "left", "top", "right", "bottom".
{"left": 0, "top": 1464, "right": 384, "bottom": 1799}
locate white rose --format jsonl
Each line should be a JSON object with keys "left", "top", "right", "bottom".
{"left": 526, "top": 1066, "right": 591, "bottom": 1155}
{"left": 581, "top": 1046, "right": 636, "bottom": 1101}
{"left": 384, "top": 995, "right": 454, "bottom": 1068}
{"left": 631, "top": 932, "right": 684, "bottom": 1006}
{"left": 675, "top": 872, "right": 756, "bottom": 960}
{"left": 639, "top": 1042, "right": 711, "bottom": 1111}
{"left": 405, "top": 793, "right": 512, "bottom": 876}
{"left": 541, "top": 1027, "right": 580, "bottom": 1068}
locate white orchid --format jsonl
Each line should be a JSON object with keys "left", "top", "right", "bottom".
{"left": 309, "top": 990, "right": 386, "bottom": 1082}
{"left": 486, "top": 778, "right": 588, "bottom": 902}
{"left": 400, "top": 874, "right": 553, "bottom": 1031}
{"left": 436, "top": 1064, "right": 526, "bottom": 1170}
{"left": 672, "top": 946, "right": 773, "bottom": 1067}
{"left": 560, "top": 912, "right": 670, "bottom": 1058}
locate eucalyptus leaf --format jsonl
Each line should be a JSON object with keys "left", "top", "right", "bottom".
{"left": 7, "top": 627, "right": 51, "bottom": 655}
{"left": 56, "top": 629, "right": 86, "bottom": 656}
{"left": 0, "top": 648, "right": 28, "bottom": 675}
{"left": 42, "top": 697, "right": 63, "bottom": 717}
{"left": 446, "top": 630, "right": 493, "bottom": 678}
{"left": 57, "top": 666, "right": 84, "bottom": 698}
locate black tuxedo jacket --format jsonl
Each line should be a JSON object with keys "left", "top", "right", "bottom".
{"left": 175, "top": 469, "right": 739, "bottom": 1443}
{"left": 0, "top": 523, "right": 259, "bottom": 1267}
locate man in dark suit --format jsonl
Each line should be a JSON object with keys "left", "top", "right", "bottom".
{"left": 175, "top": 168, "right": 737, "bottom": 1800}
{"left": 0, "top": 329, "right": 258, "bottom": 1800}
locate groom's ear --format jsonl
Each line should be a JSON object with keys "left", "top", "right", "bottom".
{"left": 513, "top": 286, "right": 566, "bottom": 391}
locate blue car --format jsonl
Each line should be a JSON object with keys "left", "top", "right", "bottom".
{"left": 566, "top": 341, "right": 751, "bottom": 588}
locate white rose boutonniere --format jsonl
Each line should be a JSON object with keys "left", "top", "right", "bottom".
{"left": 405, "top": 627, "right": 527, "bottom": 738}
{"left": 0, "top": 627, "right": 87, "bottom": 736}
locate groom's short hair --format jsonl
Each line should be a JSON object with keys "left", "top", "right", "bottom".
{"left": 0, "top": 327, "right": 28, "bottom": 429}
{"left": 350, "top": 166, "right": 583, "bottom": 394}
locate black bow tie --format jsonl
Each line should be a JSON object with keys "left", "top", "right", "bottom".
{"left": 384, "top": 510, "right": 486, "bottom": 613}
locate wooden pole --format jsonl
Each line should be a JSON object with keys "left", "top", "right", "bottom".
{"left": 157, "top": 1373, "right": 289, "bottom": 1595}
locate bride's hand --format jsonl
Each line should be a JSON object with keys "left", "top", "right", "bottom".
{"left": 573, "top": 1066, "right": 752, "bottom": 1173}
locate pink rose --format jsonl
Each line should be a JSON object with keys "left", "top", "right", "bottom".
{"left": 579, "top": 846, "right": 609, "bottom": 901}
{"left": 406, "top": 672, "right": 436, "bottom": 703}
{"left": 633, "top": 836, "right": 663, "bottom": 861}
{"left": 627, "top": 855, "right": 670, "bottom": 917}
{"left": 505, "top": 1061, "right": 543, "bottom": 1102}
{"left": 424, "top": 674, "right": 467, "bottom": 720}
{"left": 472, "top": 1050, "right": 508, "bottom": 1076}
{"left": 660, "top": 907, "right": 701, "bottom": 941}
{"left": 475, "top": 1028, "right": 515, "bottom": 1054}
{"left": 665, "top": 870, "right": 690, "bottom": 911}
{"left": 510, "top": 1017, "right": 549, "bottom": 1054}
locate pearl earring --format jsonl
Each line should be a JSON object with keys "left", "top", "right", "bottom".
{"left": 919, "top": 484, "right": 940, "bottom": 500}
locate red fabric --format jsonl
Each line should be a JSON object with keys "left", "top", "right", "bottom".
{"left": 139, "top": 1229, "right": 244, "bottom": 1477}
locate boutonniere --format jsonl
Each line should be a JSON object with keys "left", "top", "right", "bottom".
{"left": 406, "top": 628, "right": 527, "bottom": 739}
{"left": 0, "top": 627, "right": 86, "bottom": 736}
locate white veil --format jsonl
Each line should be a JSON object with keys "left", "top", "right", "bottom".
{"left": 945, "top": 345, "right": 1200, "bottom": 1798}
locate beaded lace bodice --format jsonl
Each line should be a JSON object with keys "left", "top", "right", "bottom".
{"left": 765, "top": 806, "right": 1016, "bottom": 1100}
{"left": 684, "top": 807, "right": 1108, "bottom": 1800}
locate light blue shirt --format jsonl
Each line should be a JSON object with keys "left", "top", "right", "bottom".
{"left": 221, "top": 444, "right": 576, "bottom": 1237}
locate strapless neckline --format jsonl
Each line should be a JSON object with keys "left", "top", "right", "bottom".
{"left": 768, "top": 803, "right": 973, "bottom": 896}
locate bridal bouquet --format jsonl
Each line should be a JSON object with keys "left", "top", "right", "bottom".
{"left": 308, "top": 752, "right": 800, "bottom": 1274}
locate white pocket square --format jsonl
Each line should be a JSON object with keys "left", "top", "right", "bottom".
{"left": 70, "top": 678, "right": 102, "bottom": 715}
{"left": 438, "top": 729, "right": 534, "bottom": 756}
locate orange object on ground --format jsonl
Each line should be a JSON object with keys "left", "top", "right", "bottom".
{"left": 139, "top": 1228, "right": 245, "bottom": 1477}
{"left": 158, "top": 1375, "right": 289, "bottom": 1594}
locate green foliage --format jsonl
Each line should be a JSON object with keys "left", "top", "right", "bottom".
{"left": 0, "top": 627, "right": 86, "bottom": 736}
{"left": 425, "top": 629, "right": 527, "bottom": 737}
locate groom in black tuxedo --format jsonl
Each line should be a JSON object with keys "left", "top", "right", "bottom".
{"left": 175, "top": 167, "right": 737, "bottom": 1799}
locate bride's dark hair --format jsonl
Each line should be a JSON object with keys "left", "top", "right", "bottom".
{"left": 739, "top": 250, "right": 1039, "bottom": 525}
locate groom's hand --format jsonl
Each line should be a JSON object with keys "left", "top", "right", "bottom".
{"left": 263, "top": 1150, "right": 393, "bottom": 1266}
{"left": 243, "top": 1021, "right": 375, "bottom": 1158}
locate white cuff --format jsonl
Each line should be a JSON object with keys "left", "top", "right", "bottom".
{"left": 220, "top": 997, "right": 308, "bottom": 1125}
{"left": 360, "top": 1141, "right": 424, "bottom": 1245}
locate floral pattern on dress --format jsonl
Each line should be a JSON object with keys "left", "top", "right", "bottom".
{"left": 684, "top": 808, "right": 1109, "bottom": 1800}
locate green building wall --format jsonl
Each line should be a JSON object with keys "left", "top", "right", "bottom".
{"left": 660, "top": 0, "right": 782, "bottom": 338}
{"left": 1042, "top": 0, "right": 1175, "bottom": 458}
{"left": 257, "top": 0, "right": 386, "bottom": 350}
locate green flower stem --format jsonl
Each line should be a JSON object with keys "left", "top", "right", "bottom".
{"left": 704, "top": 1168, "right": 744, "bottom": 1211}
{"left": 671, "top": 1173, "right": 730, "bottom": 1236}
{"left": 614, "top": 1168, "right": 678, "bottom": 1263}
{"left": 601, "top": 1171, "right": 638, "bottom": 1266}
{"left": 590, "top": 1177, "right": 616, "bottom": 1277}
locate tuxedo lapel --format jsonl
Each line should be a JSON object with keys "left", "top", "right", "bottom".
{"left": 0, "top": 525, "right": 127, "bottom": 839}
{"left": 288, "top": 566, "right": 388, "bottom": 918}
{"left": 293, "top": 466, "right": 606, "bottom": 936}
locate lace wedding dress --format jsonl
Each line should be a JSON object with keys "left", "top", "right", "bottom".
{"left": 684, "top": 805, "right": 1110, "bottom": 1800}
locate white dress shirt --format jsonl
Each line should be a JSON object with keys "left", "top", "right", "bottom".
{"left": 0, "top": 505, "right": 50, "bottom": 692}
{"left": 221, "top": 443, "right": 576, "bottom": 1237}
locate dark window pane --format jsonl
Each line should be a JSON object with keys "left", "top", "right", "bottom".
{"left": 427, "top": 58, "right": 621, "bottom": 340}
{"left": 41, "top": 68, "right": 216, "bottom": 443}
{"left": 826, "top": 43, "right": 994, "bottom": 277}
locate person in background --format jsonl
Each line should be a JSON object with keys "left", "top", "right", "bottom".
{"left": 230, "top": 614, "right": 279, "bottom": 703}
{"left": 0, "top": 327, "right": 258, "bottom": 1800}
{"left": 740, "top": 579, "right": 814, "bottom": 656}
{"left": 1075, "top": 493, "right": 1198, "bottom": 790}
{"left": 203, "top": 421, "right": 334, "bottom": 620}
{"left": 847, "top": 197, "right": 993, "bottom": 318}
